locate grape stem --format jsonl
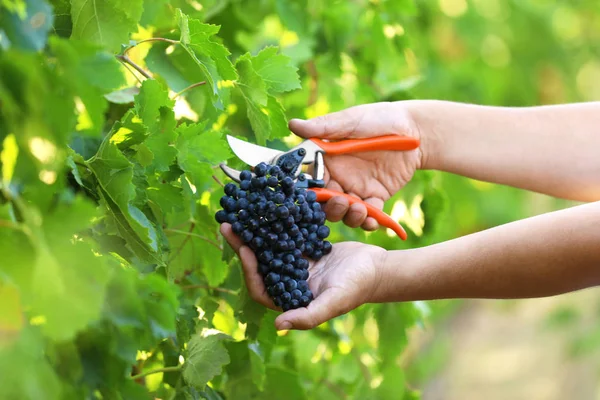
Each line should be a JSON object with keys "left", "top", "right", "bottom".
{"left": 306, "top": 59, "right": 318, "bottom": 106}
{"left": 212, "top": 174, "right": 225, "bottom": 187}
{"left": 129, "top": 365, "right": 182, "bottom": 380}
{"left": 122, "top": 38, "right": 180, "bottom": 55}
{"left": 180, "top": 284, "right": 237, "bottom": 294}
{"left": 320, "top": 378, "right": 347, "bottom": 399}
{"left": 115, "top": 54, "right": 152, "bottom": 79}
{"left": 164, "top": 228, "right": 222, "bottom": 250}
{"left": 171, "top": 81, "right": 207, "bottom": 99}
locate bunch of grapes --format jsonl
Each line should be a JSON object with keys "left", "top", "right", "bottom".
{"left": 215, "top": 162, "right": 331, "bottom": 311}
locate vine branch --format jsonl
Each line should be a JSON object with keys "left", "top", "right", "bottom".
{"left": 307, "top": 59, "right": 319, "bottom": 106}
{"left": 164, "top": 228, "right": 222, "bottom": 250}
{"left": 123, "top": 38, "right": 180, "bottom": 55}
{"left": 212, "top": 174, "right": 224, "bottom": 187}
{"left": 180, "top": 284, "right": 237, "bottom": 295}
{"left": 116, "top": 54, "right": 152, "bottom": 79}
{"left": 129, "top": 365, "right": 182, "bottom": 380}
{"left": 320, "top": 378, "right": 347, "bottom": 399}
{"left": 172, "top": 81, "right": 207, "bottom": 99}
{"left": 168, "top": 223, "right": 195, "bottom": 263}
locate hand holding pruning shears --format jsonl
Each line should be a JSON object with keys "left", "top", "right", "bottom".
{"left": 221, "top": 100, "right": 600, "bottom": 331}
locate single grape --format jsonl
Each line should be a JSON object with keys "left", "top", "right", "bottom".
{"left": 265, "top": 272, "right": 280, "bottom": 286}
{"left": 224, "top": 183, "right": 237, "bottom": 196}
{"left": 215, "top": 210, "right": 228, "bottom": 223}
{"left": 281, "top": 291, "right": 292, "bottom": 303}
{"left": 241, "top": 230, "right": 253, "bottom": 242}
{"left": 285, "top": 279, "right": 298, "bottom": 292}
{"left": 254, "top": 162, "right": 268, "bottom": 177}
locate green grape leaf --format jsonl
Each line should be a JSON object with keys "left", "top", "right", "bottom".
{"left": 236, "top": 54, "right": 268, "bottom": 106}
{"left": 134, "top": 80, "right": 178, "bottom": 171}
{"left": 139, "top": 274, "right": 179, "bottom": 339}
{"left": 0, "top": 0, "right": 54, "bottom": 51}
{"left": 29, "top": 197, "right": 110, "bottom": 340}
{"left": 50, "top": 37, "right": 125, "bottom": 136}
{"left": 0, "top": 328, "right": 62, "bottom": 400}
{"left": 147, "top": 181, "right": 184, "bottom": 218}
{"left": 266, "top": 95, "right": 290, "bottom": 139}
{"left": 376, "top": 364, "right": 406, "bottom": 400}
{"left": 88, "top": 138, "right": 163, "bottom": 265}
{"left": 250, "top": 46, "right": 301, "bottom": 94}
{"left": 49, "top": 0, "right": 72, "bottom": 38}
{"left": 176, "top": 9, "right": 237, "bottom": 97}
{"left": 104, "top": 86, "right": 139, "bottom": 104}
{"left": 70, "top": 0, "right": 143, "bottom": 51}
{"left": 183, "top": 330, "right": 231, "bottom": 389}
{"left": 176, "top": 122, "right": 231, "bottom": 187}
{"left": 264, "top": 366, "right": 307, "bottom": 400}
{"left": 235, "top": 52, "right": 294, "bottom": 144}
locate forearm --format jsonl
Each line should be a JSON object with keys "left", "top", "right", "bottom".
{"left": 375, "top": 201, "right": 600, "bottom": 302}
{"left": 408, "top": 100, "right": 600, "bottom": 201}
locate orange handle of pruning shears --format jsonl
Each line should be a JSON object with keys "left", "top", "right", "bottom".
{"left": 310, "top": 135, "right": 419, "bottom": 155}
{"left": 310, "top": 188, "right": 408, "bottom": 240}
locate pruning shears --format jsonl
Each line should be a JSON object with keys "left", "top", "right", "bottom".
{"left": 219, "top": 134, "right": 420, "bottom": 240}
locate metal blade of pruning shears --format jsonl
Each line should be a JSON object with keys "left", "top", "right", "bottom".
{"left": 226, "top": 135, "right": 283, "bottom": 167}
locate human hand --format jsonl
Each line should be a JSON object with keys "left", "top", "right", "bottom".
{"left": 220, "top": 223, "right": 387, "bottom": 330}
{"left": 289, "top": 102, "right": 424, "bottom": 231}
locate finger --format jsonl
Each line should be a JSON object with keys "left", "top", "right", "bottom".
{"left": 342, "top": 201, "right": 368, "bottom": 228}
{"left": 274, "top": 289, "right": 350, "bottom": 330}
{"left": 323, "top": 196, "right": 349, "bottom": 223}
{"left": 221, "top": 224, "right": 276, "bottom": 310}
{"left": 289, "top": 105, "right": 368, "bottom": 140}
{"left": 362, "top": 217, "right": 379, "bottom": 231}
{"left": 220, "top": 223, "right": 244, "bottom": 253}
{"left": 360, "top": 198, "right": 384, "bottom": 231}
{"left": 238, "top": 246, "right": 277, "bottom": 310}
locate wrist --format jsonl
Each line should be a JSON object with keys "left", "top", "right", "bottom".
{"left": 402, "top": 100, "right": 447, "bottom": 171}
{"left": 368, "top": 248, "right": 423, "bottom": 303}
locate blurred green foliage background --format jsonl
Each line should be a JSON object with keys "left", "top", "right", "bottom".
{"left": 1, "top": 0, "right": 599, "bottom": 398}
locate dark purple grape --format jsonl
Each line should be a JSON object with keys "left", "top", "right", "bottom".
{"left": 296, "top": 258, "right": 309, "bottom": 270}
{"left": 232, "top": 222, "right": 244, "bottom": 234}
{"left": 281, "top": 291, "right": 292, "bottom": 303}
{"left": 272, "top": 282, "right": 285, "bottom": 295}
{"left": 290, "top": 299, "right": 300, "bottom": 309}
{"left": 224, "top": 183, "right": 237, "bottom": 196}
{"left": 297, "top": 280, "right": 309, "bottom": 292}
{"left": 241, "top": 230, "right": 253, "bottom": 242}
{"left": 240, "top": 170, "right": 252, "bottom": 181}
{"left": 258, "top": 251, "right": 273, "bottom": 263}
{"left": 282, "top": 263, "right": 294, "bottom": 276}
{"left": 254, "top": 162, "right": 268, "bottom": 177}
{"left": 265, "top": 272, "right": 280, "bottom": 285}
{"left": 299, "top": 296, "right": 310, "bottom": 307}
{"left": 322, "top": 241, "right": 332, "bottom": 254}
{"left": 285, "top": 279, "right": 298, "bottom": 292}
{"left": 251, "top": 236, "right": 264, "bottom": 249}
{"left": 258, "top": 264, "right": 270, "bottom": 275}
{"left": 240, "top": 180, "right": 251, "bottom": 190}
{"left": 227, "top": 213, "right": 238, "bottom": 224}
{"left": 215, "top": 210, "right": 228, "bottom": 223}
{"left": 270, "top": 259, "right": 283, "bottom": 272}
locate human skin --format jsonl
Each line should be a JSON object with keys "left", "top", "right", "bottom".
{"left": 221, "top": 100, "right": 600, "bottom": 330}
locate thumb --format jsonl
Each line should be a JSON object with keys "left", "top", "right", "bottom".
{"left": 274, "top": 289, "right": 351, "bottom": 330}
{"left": 289, "top": 105, "right": 369, "bottom": 140}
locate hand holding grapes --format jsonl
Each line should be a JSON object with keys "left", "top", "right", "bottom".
{"left": 289, "top": 102, "right": 424, "bottom": 230}
{"left": 221, "top": 223, "right": 386, "bottom": 330}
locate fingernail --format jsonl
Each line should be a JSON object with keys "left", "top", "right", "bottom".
{"left": 277, "top": 321, "right": 292, "bottom": 331}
